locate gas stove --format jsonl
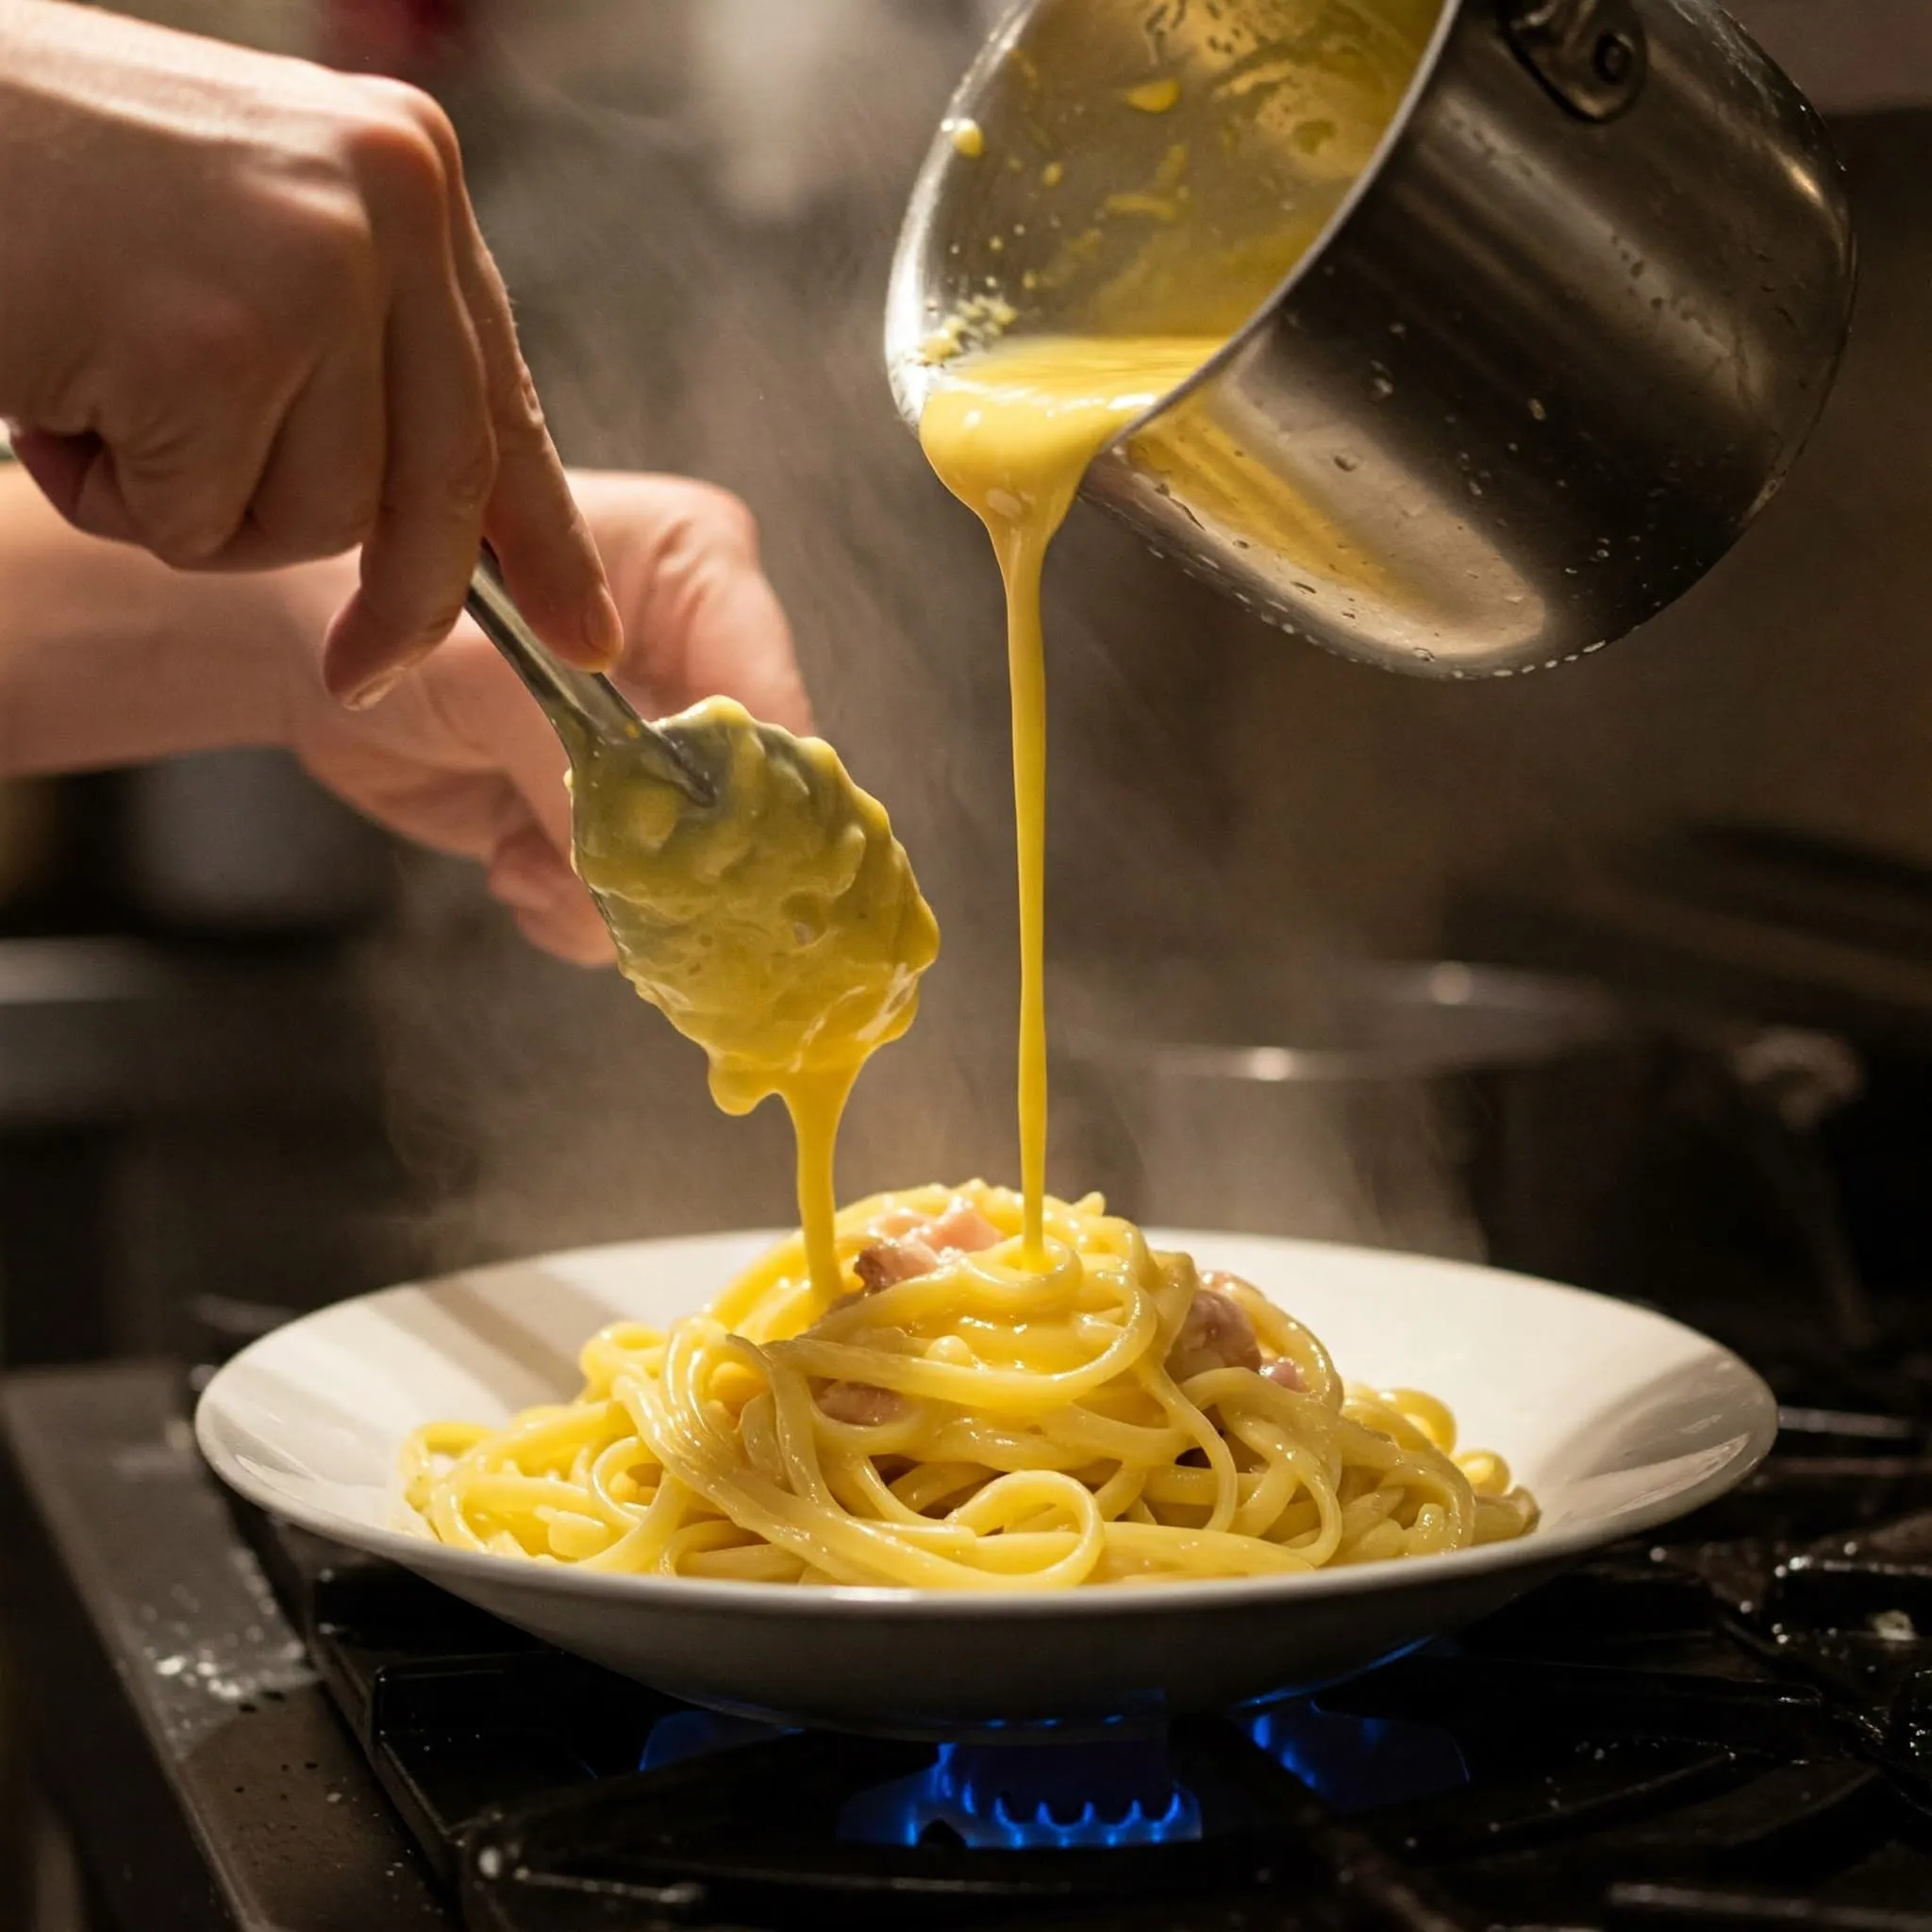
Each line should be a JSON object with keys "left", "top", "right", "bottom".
{"left": 7, "top": 1362, "right": 1932, "bottom": 1931}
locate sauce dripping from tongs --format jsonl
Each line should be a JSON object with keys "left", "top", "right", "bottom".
{"left": 571, "top": 697, "right": 938, "bottom": 1300}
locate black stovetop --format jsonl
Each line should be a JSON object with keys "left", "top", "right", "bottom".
{"left": 8, "top": 1362, "right": 1932, "bottom": 1931}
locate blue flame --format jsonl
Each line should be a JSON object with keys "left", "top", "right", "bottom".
{"left": 1244, "top": 1699, "right": 1468, "bottom": 1814}
{"left": 838, "top": 1740, "right": 1204, "bottom": 1849}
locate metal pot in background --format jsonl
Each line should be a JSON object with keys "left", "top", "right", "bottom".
{"left": 1054, "top": 961, "right": 1871, "bottom": 1383}
{"left": 1454, "top": 822, "right": 1932, "bottom": 1304}
{"left": 889, "top": 0, "right": 1856, "bottom": 676}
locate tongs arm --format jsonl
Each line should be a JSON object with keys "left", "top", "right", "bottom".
{"left": 464, "top": 551, "right": 714, "bottom": 806}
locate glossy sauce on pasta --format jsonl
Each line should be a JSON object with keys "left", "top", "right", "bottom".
{"left": 403, "top": 30, "right": 1545, "bottom": 1587}
{"left": 401, "top": 334, "right": 1541, "bottom": 1587}
{"left": 403, "top": 1182, "right": 1538, "bottom": 1587}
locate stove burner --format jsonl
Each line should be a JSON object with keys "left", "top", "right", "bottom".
{"left": 632, "top": 1690, "right": 1465, "bottom": 1853}
{"left": 837, "top": 1737, "right": 1205, "bottom": 1849}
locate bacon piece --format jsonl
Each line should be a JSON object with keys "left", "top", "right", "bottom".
{"left": 815, "top": 1380, "right": 905, "bottom": 1426}
{"left": 1167, "top": 1286, "right": 1262, "bottom": 1383}
{"left": 1189, "top": 1270, "right": 1303, "bottom": 1391}
{"left": 853, "top": 1196, "right": 1002, "bottom": 1293}
{"left": 867, "top": 1206, "right": 935, "bottom": 1241}
{"left": 924, "top": 1199, "right": 1001, "bottom": 1256}
{"left": 855, "top": 1236, "right": 943, "bottom": 1291}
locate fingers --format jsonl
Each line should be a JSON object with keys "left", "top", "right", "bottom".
{"left": 322, "top": 623, "right": 605, "bottom": 963}
{"left": 231, "top": 328, "right": 388, "bottom": 573}
{"left": 659, "top": 525, "right": 812, "bottom": 737}
{"left": 407, "top": 621, "right": 577, "bottom": 851}
{"left": 510, "top": 901, "right": 620, "bottom": 968}
{"left": 80, "top": 341, "right": 297, "bottom": 565}
{"left": 321, "top": 180, "right": 493, "bottom": 708}
{"left": 15, "top": 296, "right": 300, "bottom": 565}
{"left": 445, "top": 189, "right": 620, "bottom": 674}
{"left": 321, "top": 92, "right": 615, "bottom": 707}
{"left": 13, "top": 373, "right": 291, "bottom": 570}
{"left": 9, "top": 52, "right": 602, "bottom": 704}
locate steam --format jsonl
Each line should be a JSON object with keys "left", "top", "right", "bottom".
{"left": 367, "top": 0, "right": 1484, "bottom": 1275}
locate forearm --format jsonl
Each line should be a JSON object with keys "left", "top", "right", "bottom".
{"left": 0, "top": 468, "right": 294, "bottom": 776}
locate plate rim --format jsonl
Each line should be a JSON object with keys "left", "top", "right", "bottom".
{"left": 194, "top": 1229, "right": 1779, "bottom": 1620}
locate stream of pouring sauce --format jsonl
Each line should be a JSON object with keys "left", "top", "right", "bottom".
{"left": 917, "top": 337, "right": 1220, "bottom": 1262}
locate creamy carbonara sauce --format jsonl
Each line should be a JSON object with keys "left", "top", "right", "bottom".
{"left": 404, "top": 1181, "right": 1536, "bottom": 1587}
{"left": 402, "top": 337, "right": 1539, "bottom": 1586}
{"left": 404, "top": 17, "right": 1541, "bottom": 1589}
{"left": 916, "top": 337, "right": 1221, "bottom": 1257}
{"left": 570, "top": 696, "right": 938, "bottom": 1298}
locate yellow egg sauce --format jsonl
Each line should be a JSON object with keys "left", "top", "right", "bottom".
{"left": 906, "top": 2, "right": 1445, "bottom": 1263}
{"left": 916, "top": 339, "right": 1220, "bottom": 1262}
{"left": 1124, "top": 76, "right": 1182, "bottom": 114}
{"left": 570, "top": 697, "right": 939, "bottom": 1298}
{"left": 399, "top": 1, "right": 1557, "bottom": 1603}
{"left": 570, "top": 2, "right": 1441, "bottom": 1305}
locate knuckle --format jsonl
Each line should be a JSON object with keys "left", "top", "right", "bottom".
{"left": 164, "top": 292, "right": 278, "bottom": 385}
{"left": 357, "top": 579, "right": 464, "bottom": 658}
{"left": 341, "top": 92, "right": 451, "bottom": 219}
{"left": 493, "top": 359, "right": 550, "bottom": 445}
{"left": 363, "top": 77, "right": 462, "bottom": 167}
{"left": 408, "top": 95, "right": 464, "bottom": 175}
{"left": 416, "top": 588, "right": 471, "bottom": 646}
{"left": 288, "top": 191, "right": 382, "bottom": 305}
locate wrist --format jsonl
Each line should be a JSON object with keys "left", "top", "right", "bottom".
{"left": 0, "top": 471, "right": 304, "bottom": 775}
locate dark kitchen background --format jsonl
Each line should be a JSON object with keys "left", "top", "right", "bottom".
{"left": 8, "top": 2, "right": 1932, "bottom": 1927}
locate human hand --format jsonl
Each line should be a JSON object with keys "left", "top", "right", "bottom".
{"left": 281, "top": 472, "right": 811, "bottom": 964}
{"left": 0, "top": 0, "right": 616, "bottom": 706}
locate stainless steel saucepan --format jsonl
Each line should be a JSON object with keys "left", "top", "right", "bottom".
{"left": 888, "top": 0, "right": 1857, "bottom": 677}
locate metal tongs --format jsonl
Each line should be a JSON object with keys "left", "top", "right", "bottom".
{"left": 463, "top": 550, "right": 715, "bottom": 808}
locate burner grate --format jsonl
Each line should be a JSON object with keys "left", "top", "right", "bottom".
{"left": 266, "top": 1416, "right": 1932, "bottom": 1932}
{"left": 19, "top": 1361, "right": 1932, "bottom": 1931}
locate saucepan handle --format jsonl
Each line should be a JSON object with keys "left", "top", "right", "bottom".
{"left": 1499, "top": 0, "right": 1650, "bottom": 123}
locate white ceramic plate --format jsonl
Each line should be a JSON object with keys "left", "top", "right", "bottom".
{"left": 196, "top": 1231, "right": 1775, "bottom": 1735}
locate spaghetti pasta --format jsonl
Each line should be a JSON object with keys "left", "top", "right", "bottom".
{"left": 402, "top": 1181, "right": 1536, "bottom": 1589}
{"left": 402, "top": 149, "right": 1548, "bottom": 1593}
